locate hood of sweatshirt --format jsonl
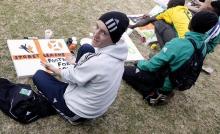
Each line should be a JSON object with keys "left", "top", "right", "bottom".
{"left": 96, "top": 39, "right": 128, "bottom": 61}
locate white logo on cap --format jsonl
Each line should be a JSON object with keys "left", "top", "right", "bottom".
{"left": 105, "top": 18, "right": 119, "bottom": 32}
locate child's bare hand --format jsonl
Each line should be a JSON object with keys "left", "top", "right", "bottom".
{"left": 142, "top": 14, "right": 150, "bottom": 19}
{"left": 41, "top": 61, "right": 56, "bottom": 71}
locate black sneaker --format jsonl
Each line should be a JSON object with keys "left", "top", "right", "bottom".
{"left": 144, "top": 90, "right": 174, "bottom": 106}
{"left": 69, "top": 118, "right": 88, "bottom": 126}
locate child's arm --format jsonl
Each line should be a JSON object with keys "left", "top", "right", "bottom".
{"left": 129, "top": 16, "right": 157, "bottom": 29}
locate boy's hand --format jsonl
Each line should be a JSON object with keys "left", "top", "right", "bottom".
{"left": 41, "top": 61, "right": 61, "bottom": 75}
{"left": 142, "top": 14, "right": 150, "bottom": 19}
{"left": 41, "top": 61, "right": 58, "bottom": 73}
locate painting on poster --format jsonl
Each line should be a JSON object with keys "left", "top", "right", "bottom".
{"left": 7, "top": 39, "right": 71, "bottom": 78}
{"left": 128, "top": 15, "right": 157, "bottom": 45}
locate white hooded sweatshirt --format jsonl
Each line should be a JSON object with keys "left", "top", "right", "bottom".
{"left": 61, "top": 40, "right": 128, "bottom": 118}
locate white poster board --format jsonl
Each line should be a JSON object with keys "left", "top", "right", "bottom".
{"left": 7, "top": 39, "right": 71, "bottom": 78}
{"left": 121, "top": 33, "right": 144, "bottom": 61}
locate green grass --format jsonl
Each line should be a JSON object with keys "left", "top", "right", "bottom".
{"left": 0, "top": 0, "right": 220, "bottom": 133}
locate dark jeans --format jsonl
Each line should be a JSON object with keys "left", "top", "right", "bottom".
{"left": 32, "top": 44, "right": 95, "bottom": 123}
{"left": 153, "top": 20, "right": 177, "bottom": 48}
{"left": 123, "top": 66, "right": 165, "bottom": 97}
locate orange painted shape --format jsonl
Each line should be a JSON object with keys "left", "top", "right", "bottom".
{"left": 139, "top": 23, "right": 154, "bottom": 30}
{"left": 33, "top": 39, "right": 46, "bottom": 63}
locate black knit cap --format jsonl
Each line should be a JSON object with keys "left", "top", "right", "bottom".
{"left": 211, "top": 0, "right": 220, "bottom": 16}
{"left": 99, "top": 11, "right": 129, "bottom": 43}
{"left": 189, "top": 11, "right": 218, "bottom": 33}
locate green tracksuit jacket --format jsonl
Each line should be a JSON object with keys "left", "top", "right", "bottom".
{"left": 137, "top": 32, "right": 207, "bottom": 92}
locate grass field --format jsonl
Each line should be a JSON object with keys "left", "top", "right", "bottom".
{"left": 0, "top": 0, "right": 220, "bottom": 133}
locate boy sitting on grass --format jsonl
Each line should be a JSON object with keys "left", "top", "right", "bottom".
{"left": 130, "top": 0, "right": 192, "bottom": 48}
